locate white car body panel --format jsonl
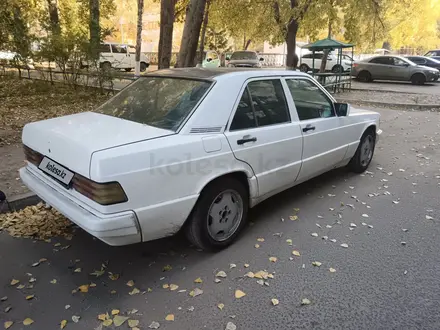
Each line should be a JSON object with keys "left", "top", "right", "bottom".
{"left": 301, "top": 54, "right": 352, "bottom": 72}
{"left": 20, "top": 69, "right": 381, "bottom": 246}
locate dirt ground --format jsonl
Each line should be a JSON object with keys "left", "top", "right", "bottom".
{"left": 0, "top": 76, "right": 109, "bottom": 198}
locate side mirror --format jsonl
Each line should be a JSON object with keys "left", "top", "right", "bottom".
{"left": 226, "top": 56, "right": 231, "bottom": 60}
{"left": 335, "top": 103, "right": 350, "bottom": 116}
{"left": 259, "top": 57, "right": 264, "bottom": 61}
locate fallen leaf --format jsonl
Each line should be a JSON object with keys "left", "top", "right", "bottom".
{"left": 426, "top": 215, "right": 434, "bottom": 220}
{"left": 149, "top": 321, "right": 160, "bottom": 329}
{"left": 235, "top": 290, "right": 246, "bottom": 299}
{"left": 216, "top": 271, "right": 227, "bottom": 278}
{"left": 108, "top": 273, "right": 119, "bottom": 281}
{"left": 329, "top": 268, "right": 336, "bottom": 273}
{"left": 72, "top": 316, "right": 80, "bottom": 323}
{"left": 271, "top": 298, "right": 279, "bottom": 306}
{"left": 292, "top": 250, "right": 301, "bottom": 256}
{"left": 103, "top": 319, "right": 113, "bottom": 327}
{"left": 330, "top": 239, "right": 337, "bottom": 243}
{"left": 194, "top": 277, "right": 203, "bottom": 283}
{"left": 244, "top": 264, "right": 249, "bottom": 268}
{"left": 4, "top": 321, "right": 13, "bottom": 329}
{"left": 214, "top": 278, "right": 221, "bottom": 283}
{"left": 301, "top": 298, "right": 311, "bottom": 305}
{"left": 257, "top": 238, "right": 265, "bottom": 242}
{"left": 189, "top": 288, "right": 203, "bottom": 297}
{"left": 89, "top": 283, "right": 96, "bottom": 288}
{"left": 60, "top": 320, "right": 67, "bottom": 329}
{"left": 50, "top": 279, "right": 57, "bottom": 284}
{"left": 312, "top": 261, "right": 322, "bottom": 267}
{"left": 78, "top": 285, "right": 89, "bottom": 293}
{"left": 350, "top": 223, "right": 357, "bottom": 228}
{"left": 10, "top": 279, "right": 19, "bottom": 286}
{"left": 74, "top": 268, "right": 81, "bottom": 273}
{"left": 98, "top": 314, "right": 107, "bottom": 321}
{"left": 5, "top": 306, "right": 11, "bottom": 313}
{"left": 25, "top": 295, "right": 34, "bottom": 300}
{"left": 230, "top": 264, "right": 236, "bottom": 269}
{"left": 290, "top": 215, "right": 298, "bottom": 221}
{"left": 218, "top": 303, "right": 225, "bottom": 310}
{"left": 269, "top": 257, "right": 277, "bottom": 262}
{"left": 254, "top": 244, "right": 260, "bottom": 248}
{"left": 129, "top": 288, "right": 140, "bottom": 295}
{"left": 165, "top": 314, "right": 174, "bottom": 321}
{"left": 169, "top": 284, "right": 179, "bottom": 291}
{"left": 286, "top": 239, "right": 293, "bottom": 245}
{"left": 128, "top": 319, "right": 139, "bottom": 328}
{"left": 0, "top": 297, "right": 7, "bottom": 301}
{"left": 65, "top": 305, "right": 70, "bottom": 310}
{"left": 31, "top": 262, "right": 40, "bottom": 267}
{"left": 245, "top": 271, "right": 255, "bottom": 278}
{"left": 340, "top": 243, "right": 349, "bottom": 248}
{"left": 225, "top": 321, "right": 237, "bottom": 330}
{"left": 111, "top": 309, "right": 120, "bottom": 315}
{"left": 362, "top": 214, "right": 369, "bottom": 218}
{"left": 162, "top": 265, "right": 172, "bottom": 272}
{"left": 90, "top": 268, "right": 105, "bottom": 277}
{"left": 188, "top": 306, "right": 195, "bottom": 312}
{"left": 256, "top": 279, "right": 264, "bottom": 285}
{"left": 126, "top": 280, "right": 134, "bottom": 287}
{"left": 110, "top": 290, "right": 117, "bottom": 294}
{"left": 113, "top": 315, "right": 128, "bottom": 326}
{"left": 162, "top": 284, "right": 169, "bottom": 289}
{"left": 311, "top": 233, "right": 318, "bottom": 237}
{"left": 17, "top": 284, "right": 25, "bottom": 289}
{"left": 23, "top": 318, "right": 34, "bottom": 326}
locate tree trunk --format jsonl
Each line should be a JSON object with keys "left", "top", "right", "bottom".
{"left": 319, "top": 21, "right": 332, "bottom": 73}
{"left": 135, "top": 0, "right": 144, "bottom": 76}
{"left": 47, "top": 0, "right": 61, "bottom": 35}
{"left": 89, "top": 0, "right": 100, "bottom": 61}
{"left": 158, "top": 0, "right": 175, "bottom": 69}
{"left": 198, "top": 0, "right": 210, "bottom": 65}
{"left": 244, "top": 39, "right": 251, "bottom": 50}
{"left": 285, "top": 19, "right": 298, "bottom": 69}
{"left": 176, "top": 0, "right": 207, "bottom": 68}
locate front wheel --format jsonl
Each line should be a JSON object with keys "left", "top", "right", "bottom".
{"left": 411, "top": 73, "right": 426, "bottom": 85}
{"left": 140, "top": 62, "right": 148, "bottom": 72}
{"left": 185, "top": 177, "right": 249, "bottom": 251}
{"left": 348, "top": 130, "right": 376, "bottom": 173}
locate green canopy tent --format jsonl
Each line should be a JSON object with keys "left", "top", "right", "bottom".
{"left": 300, "top": 37, "right": 355, "bottom": 92}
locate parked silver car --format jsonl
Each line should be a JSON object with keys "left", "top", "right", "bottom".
{"left": 227, "top": 51, "right": 264, "bottom": 68}
{"left": 352, "top": 55, "right": 439, "bottom": 85}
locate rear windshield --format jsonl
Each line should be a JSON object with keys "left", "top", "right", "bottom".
{"left": 230, "top": 51, "right": 258, "bottom": 60}
{"left": 96, "top": 77, "right": 212, "bottom": 131}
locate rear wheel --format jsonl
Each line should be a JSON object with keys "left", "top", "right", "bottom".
{"left": 332, "top": 64, "right": 344, "bottom": 73}
{"left": 185, "top": 177, "right": 249, "bottom": 251}
{"left": 357, "top": 70, "right": 372, "bottom": 82}
{"left": 348, "top": 130, "right": 376, "bottom": 173}
{"left": 299, "top": 64, "right": 309, "bottom": 72}
{"left": 101, "top": 62, "right": 111, "bottom": 71}
{"left": 411, "top": 73, "right": 426, "bottom": 85}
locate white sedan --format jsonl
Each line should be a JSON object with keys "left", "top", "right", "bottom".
{"left": 20, "top": 69, "right": 381, "bottom": 250}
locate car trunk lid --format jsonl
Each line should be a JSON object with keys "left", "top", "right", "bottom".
{"left": 23, "top": 112, "right": 174, "bottom": 178}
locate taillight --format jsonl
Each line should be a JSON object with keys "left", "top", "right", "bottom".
{"left": 23, "top": 145, "right": 43, "bottom": 166}
{"left": 353, "top": 63, "right": 359, "bottom": 68}
{"left": 71, "top": 174, "right": 127, "bottom": 205}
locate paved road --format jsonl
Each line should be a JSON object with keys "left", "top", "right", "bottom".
{"left": 2, "top": 108, "right": 440, "bottom": 329}
{"left": 350, "top": 80, "right": 440, "bottom": 95}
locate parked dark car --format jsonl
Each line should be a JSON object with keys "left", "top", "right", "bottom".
{"left": 424, "top": 49, "right": 440, "bottom": 61}
{"left": 406, "top": 56, "right": 440, "bottom": 75}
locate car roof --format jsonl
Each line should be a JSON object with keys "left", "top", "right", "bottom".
{"left": 146, "top": 68, "right": 309, "bottom": 81}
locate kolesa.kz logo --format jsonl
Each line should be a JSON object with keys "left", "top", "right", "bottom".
{"left": 46, "top": 162, "right": 67, "bottom": 179}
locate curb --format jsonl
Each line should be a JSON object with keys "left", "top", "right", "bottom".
{"left": 1, "top": 192, "right": 41, "bottom": 214}
{"left": 336, "top": 98, "right": 440, "bottom": 110}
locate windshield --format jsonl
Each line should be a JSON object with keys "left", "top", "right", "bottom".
{"left": 230, "top": 51, "right": 258, "bottom": 60}
{"left": 96, "top": 77, "right": 212, "bottom": 131}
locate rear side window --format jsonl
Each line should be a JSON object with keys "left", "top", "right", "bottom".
{"left": 230, "top": 79, "right": 290, "bottom": 130}
{"left": 96, "top": 77, "right": 212, "bottom": 131}
{"left": 99, "top": 44, "right": 110, "bottom": 53}
{"left": 370, "top": 57, "right": 391, "bottom": 65}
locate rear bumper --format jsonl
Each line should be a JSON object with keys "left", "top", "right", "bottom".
{"left": 19, "top": 167, "right": 141, "bottom": 246}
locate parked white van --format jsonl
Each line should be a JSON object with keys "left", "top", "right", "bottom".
{"left": 83, "top": 43, "right": 150, "bottom": 72}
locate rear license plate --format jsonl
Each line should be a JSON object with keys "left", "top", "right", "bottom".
{"left": 38, "top": 157, "right": 74, "bottom": 185}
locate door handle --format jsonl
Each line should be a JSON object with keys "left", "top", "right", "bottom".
{"left": 237, "top": 136, "right": 257, "bottom": 145}
{"left": 302, "top": 125, "right": 316, "bottom": 132}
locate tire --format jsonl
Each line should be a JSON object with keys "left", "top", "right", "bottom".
{"left": 125, "top": 68, "right": 132, "bottom": 72}
{"left": 332, "top": 65, "right": 344, "bottom": 73}
{"left": 411, "top": 73, "right": 426, "bottom": 85}
{"left": 185, "top": 177, "right": 249, "bottom": 251}
{"left": 299, "top": 64, "right": 309, "bottom": 72}
{"left": 348, "top": 130, "right": 376, "bottom": 173}
{"left": 101, "top": 62, "right": 111, "bottom": 71}
{"left": 140, "top": 62, "right": 148, "bottom": 72}
{"left": 357, "top": 70, "right": 372, "bottom": 82}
